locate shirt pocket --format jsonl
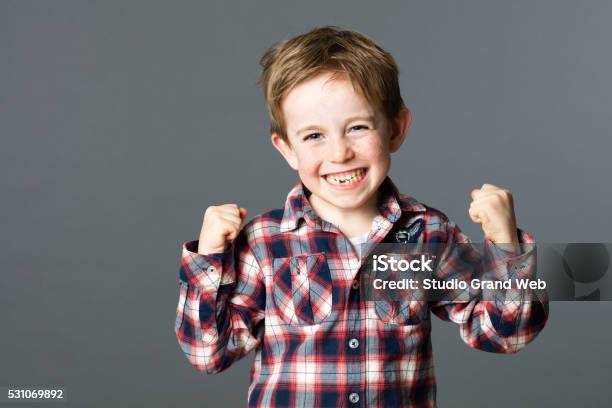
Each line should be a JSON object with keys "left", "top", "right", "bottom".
{"left": 369, "top": 252, "right": 430, "bottom": 326}
{"left": 374, "top": 300, "right": 428, "bottom": 326}
{"left": 272, "top": 253, "right": 333, "bottom": 326}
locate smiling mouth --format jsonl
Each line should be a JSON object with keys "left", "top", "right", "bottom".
{"left": 322, "top": 168, "right": 368, "bottom": 186}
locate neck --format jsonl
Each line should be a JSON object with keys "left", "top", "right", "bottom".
{"left": 309, "top": 192, "right": 380, "bottom": 238}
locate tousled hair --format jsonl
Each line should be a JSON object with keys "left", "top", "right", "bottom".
{"left": 258, "top": 26, "right": 406, "bottom": 143}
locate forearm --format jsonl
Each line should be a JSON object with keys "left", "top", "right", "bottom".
{"left": 174, "top": 240, "right": 264, "bottom": 373}
{"left": 431, "top": 223, "right": 549, "bottom": 353}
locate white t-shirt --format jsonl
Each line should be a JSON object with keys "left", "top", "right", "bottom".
{"left": 347, "top": 232, "right": 370, "bottom": 258}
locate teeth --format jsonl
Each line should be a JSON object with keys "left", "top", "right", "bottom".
{"left": 325, "top": 168, "right": 366, "bottom": 185}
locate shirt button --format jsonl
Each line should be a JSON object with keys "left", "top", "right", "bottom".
{"left": 348, "top": 392, "right": 360, "bottom": 403}
{"left": 352, "top": 280, "right": 359, "bottom": 290}
{"left": 348, "top": 338, "right": 359, "bottom": 349}
{"left": 207, "top": 266, "right": 215, "bottom": 272}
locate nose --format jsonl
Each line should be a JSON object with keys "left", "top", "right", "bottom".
{"left": 327, "top": 135, "right": 355, "bottom": 163}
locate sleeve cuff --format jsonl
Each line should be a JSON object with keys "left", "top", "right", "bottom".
{"left": 481, "top": 229, "right": 540, "bottom": 312}
{"left": 484, "top": 228, "right": 537, "bottom": 280}
{"left": 179, "top": 240, "right": 233, "bottom": 289}
{"left": 484, "top": 228, "right": 534, "bottom": 258}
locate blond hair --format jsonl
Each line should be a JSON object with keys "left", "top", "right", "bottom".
{"left": 258, "top": 26, "right": 406, "bottom": 143}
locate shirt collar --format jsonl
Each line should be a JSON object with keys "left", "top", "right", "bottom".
{"left": 279, "top": 176, "right": 426, "bottom": 233}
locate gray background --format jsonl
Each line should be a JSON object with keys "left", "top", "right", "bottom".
{"left": 2, "top": 0, "right": 611, "bottom": 406}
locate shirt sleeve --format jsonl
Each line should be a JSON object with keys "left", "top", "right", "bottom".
{"left": 174, "top": 226, "right": 265, "bottom": 373}
{"left": 429, "top": 221, "right": 549, "bottom": 353}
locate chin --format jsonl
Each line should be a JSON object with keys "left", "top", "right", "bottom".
{"left": 324, "top": 193, "right": 373, "bottom": 210}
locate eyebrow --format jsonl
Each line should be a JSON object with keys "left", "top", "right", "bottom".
{"left": 296, "top": 115, "right": 376, "bottom": 136}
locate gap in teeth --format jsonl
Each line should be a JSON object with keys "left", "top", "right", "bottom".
{"left": 326, "top": 168, "right": 366, "bottom": 184}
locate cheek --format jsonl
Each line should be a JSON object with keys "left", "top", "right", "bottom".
{"left": 356, "top": 136, "right": 389, "bottom": 162}
{"left": 295, "top": 150, "right": 321, "bottom": 175}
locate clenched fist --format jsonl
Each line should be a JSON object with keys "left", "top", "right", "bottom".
{"left": 468, "top": 183, "right": 519, "bottom": 245}
{"left": 197, "top": 204, "right": 248, "bottom": 255}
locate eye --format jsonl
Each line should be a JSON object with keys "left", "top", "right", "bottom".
{"left": 303, "top": 133, "right": 322, "bottom": 141}
{"left": 349, "top": 125, "right": 368, "bottom": 132}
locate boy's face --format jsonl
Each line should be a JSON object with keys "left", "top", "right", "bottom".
{"left": 271, "top": 71, "right": 411, "bottom": 219}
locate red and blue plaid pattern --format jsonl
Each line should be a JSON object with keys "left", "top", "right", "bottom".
{"left": 175, "top": 177, "right": 548, "bottom": 407}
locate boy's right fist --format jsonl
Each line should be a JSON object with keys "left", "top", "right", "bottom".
{"left": 197, "top": 204, "right": 248, "bottom": 255}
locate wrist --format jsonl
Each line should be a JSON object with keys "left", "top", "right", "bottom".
{"left": 491, "top": 228, "right": 519, "bottom": 244}
{"left": 489, "top": 230, "right": 521, "bottom": 254}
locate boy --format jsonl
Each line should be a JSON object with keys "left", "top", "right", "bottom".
{"left": 175, "top": 26, "right": 548, "bottom": 407}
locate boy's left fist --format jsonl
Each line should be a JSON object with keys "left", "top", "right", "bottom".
{"left": 468, "top": 183, "right": 519, "bottom": 244}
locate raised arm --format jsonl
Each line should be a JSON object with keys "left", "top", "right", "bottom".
{"left": 174, "top": 205, "right": 266, "bottom": 373}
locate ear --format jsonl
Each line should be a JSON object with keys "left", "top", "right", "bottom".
{"left": 389, "top": 107, "right": 412, "bottom": 153}
{"left": 271, "top": 132, "right": 299, "bottom": 171}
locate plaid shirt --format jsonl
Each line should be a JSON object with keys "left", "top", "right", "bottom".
{"left": 175, "top": 177, "right": 548, "bottom": 407}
